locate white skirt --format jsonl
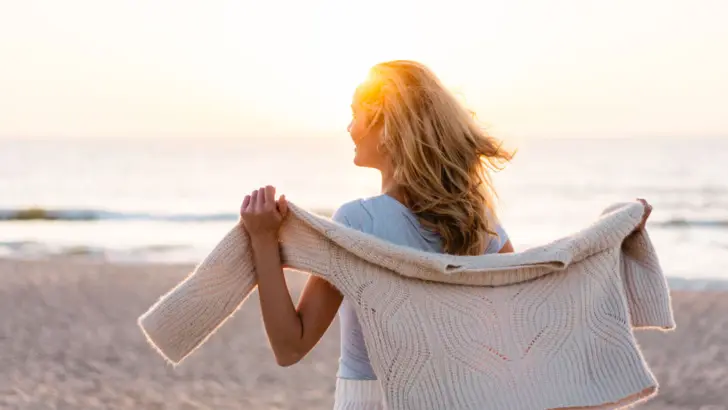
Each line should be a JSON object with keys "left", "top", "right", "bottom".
{"left": 333, "top": 378, "right": 386, "bottom": 410}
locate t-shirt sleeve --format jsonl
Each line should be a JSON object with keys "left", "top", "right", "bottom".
{"left": 485, "top": 222, "right": 510, "bottom": 254}
{"left": 331, "top": 200, "right": 369, "bottom": 232}
{"left": 332, "top": 206, "right": 353, "bottom": 228}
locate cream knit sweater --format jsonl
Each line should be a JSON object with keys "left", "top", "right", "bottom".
{"left": 139, "top": 201, "right": 675, "bottom": 410}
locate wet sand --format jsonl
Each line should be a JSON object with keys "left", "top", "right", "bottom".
{"left": 1, "top": 258, "right": 726, "bottom": 409}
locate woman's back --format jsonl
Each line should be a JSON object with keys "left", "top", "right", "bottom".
{"left": 333, "top": 194, "right": 509, "bottom": 380}
{"left": 238, "top": 60, "right": 516, "bottom": 408}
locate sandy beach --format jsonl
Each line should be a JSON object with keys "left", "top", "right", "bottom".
{"left": 1, "top": 258, "right": 726, "bottom": 410}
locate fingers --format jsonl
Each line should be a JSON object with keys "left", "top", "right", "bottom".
{"left": 241, "top": 195, "right": 251, "bottom": 214}
{"left": 264, "top": 185, "right": 276, "bottom": 209}
{"left": 250, "top": 189, "right": 259, "bottom": 211}
{"left": 637, "top": 198, "right": 653, "bottom": 214}
{"left": 246, "top": 186, "right": 281, "bottom": 213}
{"left": 277, "top": 194, "right": 288, "bottom": 216}
{"left": 256, "top": 187, "right": 265, "bottom": 210}
{"left": 637, "top": 198, "right": 652, "bottom": 208}
{"left": 634, "top": 198, "right": 653, "bottom": 232}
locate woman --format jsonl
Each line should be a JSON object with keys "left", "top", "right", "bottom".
{"left": 239, "top": 60, "right": 651, "bottom": 407}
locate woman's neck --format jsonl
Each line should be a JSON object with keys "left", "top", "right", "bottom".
{"left": 380, "top": 169, "right": 406, "bottom": 204}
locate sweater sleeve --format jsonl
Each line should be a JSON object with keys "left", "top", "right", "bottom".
{"left": 620, "top": 230, "right": 676, "bottom": 330}
{"left": 138, "top": 223, "right": 257, "bottom": 364}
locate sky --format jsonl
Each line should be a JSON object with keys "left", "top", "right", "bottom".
{"left": 0, "top": 0, "right": 726, "bottom": 140}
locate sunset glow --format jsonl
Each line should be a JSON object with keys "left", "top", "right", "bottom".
{"left": 1, "top": 0, "right": 726, "bottom": 139}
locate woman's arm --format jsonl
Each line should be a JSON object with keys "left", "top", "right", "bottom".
{"left": 241, "top": 186, "right": 342, "bottom": 367}
{"left": 498, "top": 240, "right": 514, "bottom": 253}
{"left": 250, "top": 234, "right": 342, "bottom": 366}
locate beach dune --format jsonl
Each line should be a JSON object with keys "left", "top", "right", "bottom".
{"left": 1, "top": 258, "right": 726, "bottom": 409}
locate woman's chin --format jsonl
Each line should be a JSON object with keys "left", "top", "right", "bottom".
{"left": 353, "top": 152, "right": 377, "bottom": 169}
{"left": 353, "top": 154, "right": 364, "bottom": 167}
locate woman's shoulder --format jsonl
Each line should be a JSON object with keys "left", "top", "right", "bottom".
{"left": 332, "top": 196, "right": 508, "bottom": 253}
{"left": 331, "top": 198, "right": 371, "bottom": 230}
{"left": 331, "top": 195, "right": 403, "bottom": 231}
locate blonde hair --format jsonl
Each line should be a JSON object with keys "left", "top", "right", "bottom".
{"left": 354, "top": 60, "right": 514, "bottom": 256}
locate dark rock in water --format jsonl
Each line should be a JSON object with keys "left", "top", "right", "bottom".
{"left": 11, "top": 208, "right": 58, "bottom": 221}
{"left": 0, "top": 208, "right": 99, "bottom": 221}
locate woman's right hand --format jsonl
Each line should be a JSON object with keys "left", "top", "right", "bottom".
{"left": 240, "top": 185, "right": 289, "bottom": 239}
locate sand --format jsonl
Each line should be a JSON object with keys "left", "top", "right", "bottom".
{"left": 1, "top": 258, "right": 726, "bottom": 410}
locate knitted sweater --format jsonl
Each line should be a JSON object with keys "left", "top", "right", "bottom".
{"left": 138, "top": 200, "right": 675, "bottom": 410}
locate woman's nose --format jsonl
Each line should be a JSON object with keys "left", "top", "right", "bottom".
{"left": 347, "top": 120, "right": 353, "bottom": 134}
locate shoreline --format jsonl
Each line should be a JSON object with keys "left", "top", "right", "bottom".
{"left": 3, "top": 253, "right": 728, "bottom": 291}
{"left": 1, "top": 257, "right": 727, "bottom": 409}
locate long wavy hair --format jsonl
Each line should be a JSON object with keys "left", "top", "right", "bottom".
{"left": 354, "top": 60, "right": 514, "bottom": 256}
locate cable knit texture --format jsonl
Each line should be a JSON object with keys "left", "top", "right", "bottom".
{"left": 138, "top": 200, "right": 675, "bottom": 410}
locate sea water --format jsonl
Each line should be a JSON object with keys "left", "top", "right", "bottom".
{"left": 2, "top": 136, "right": 726, "bottom": 288}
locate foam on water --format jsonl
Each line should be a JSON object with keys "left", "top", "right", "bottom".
{"left": 1, "top": 240, "right": 726, "bottom": 291}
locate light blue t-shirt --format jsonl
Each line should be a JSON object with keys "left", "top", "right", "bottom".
{"left": 332, "top": 194, "right": 509, "bottom": 380}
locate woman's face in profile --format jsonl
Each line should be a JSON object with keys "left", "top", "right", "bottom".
{"left": 347, "top": 95, "right": 384, "bottom": 170}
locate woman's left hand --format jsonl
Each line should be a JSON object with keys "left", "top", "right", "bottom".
{"left": 240, "top": 185, "right": 289, "bottom": 238}
{"left": 634, "top": 198, "right": 652, "bottom": 232}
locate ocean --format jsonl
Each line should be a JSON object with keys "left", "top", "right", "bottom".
{"left": 2, "top": 136, "right": 727, "bottom": 289}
